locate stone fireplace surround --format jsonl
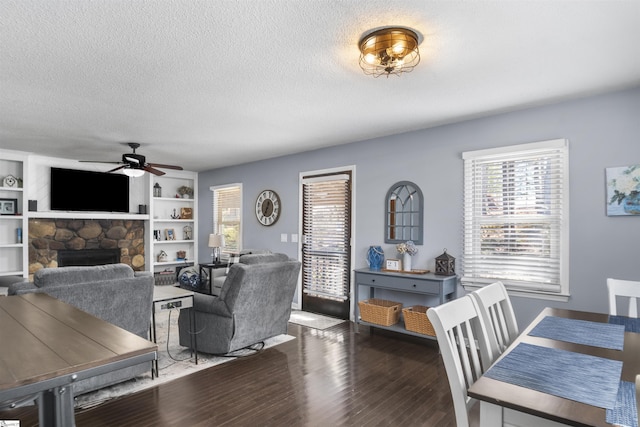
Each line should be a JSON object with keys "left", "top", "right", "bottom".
{"left": 28, "top": 218, "right": 145, "bottom": 275}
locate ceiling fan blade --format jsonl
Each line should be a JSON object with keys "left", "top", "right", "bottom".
{"left": 147, "top": 163, "right": 183, "bottom": 170}
{"left": 79, "top": 160, "right": 123, "bottom": 164}
{"left": 107, "top": 165, "right": 127, "bottom": 173}
{"left": 144, "top": 165, "right": 166, "bottom": 176}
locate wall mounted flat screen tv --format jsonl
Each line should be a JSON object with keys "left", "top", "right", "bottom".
{"left": 51, "top": 167, "right": 130, "bottom": 213}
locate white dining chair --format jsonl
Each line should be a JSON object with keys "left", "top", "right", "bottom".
{"left": 427, "top": 296, "right": 566, "bottom": 427}
{"left": 607, "top": 278, "right": 640, "bottom": 317}
{"left": 470, "top": 281, "right": 519, "bottom": 356}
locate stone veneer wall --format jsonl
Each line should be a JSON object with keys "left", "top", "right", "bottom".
{"left": 28, "top": 219, "right": 145, "bottom": 274}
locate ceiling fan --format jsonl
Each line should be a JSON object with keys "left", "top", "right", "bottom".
{"left": 80, "top": 143, "right": 183, "bottom": 177}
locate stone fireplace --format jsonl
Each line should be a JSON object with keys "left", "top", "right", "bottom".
{"left": 28, "top": 218, "right": 145, "bottom": 274}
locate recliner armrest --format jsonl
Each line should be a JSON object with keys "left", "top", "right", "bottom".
{"left": 193, "top": 293, "right": 232, "bottom": 318}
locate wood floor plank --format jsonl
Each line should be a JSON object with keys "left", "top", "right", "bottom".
{"left": 0, "top": 321, "right": 461, "bottom": 426}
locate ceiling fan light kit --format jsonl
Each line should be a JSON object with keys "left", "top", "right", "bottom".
{"left": 80, "top": 142, "right": 183, "bottom": 177}
{"left": 123, "top": 168, "right": 145, "bottom": 178}
{"left": 358, "top": 27, "right": 421, "bottom": 78}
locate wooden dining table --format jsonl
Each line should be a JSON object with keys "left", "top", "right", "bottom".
{"left": 468, "top": 307, "right": 640, "bottom": 427}
{"left": 0, "top": 293, "right": 157, "bottom": 427}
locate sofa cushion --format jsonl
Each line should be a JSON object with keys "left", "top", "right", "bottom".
{"left": 34, "top": 263, "right": 133, "bottom": 288}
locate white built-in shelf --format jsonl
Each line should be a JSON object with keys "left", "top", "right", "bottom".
{"left": 0, "top": 216, "right": 23, "bottom": 220}
{"left": 0, "top": 187, "right": 23, "bottom": 193}
{"left": 152, "top": 218, "right": 194, "bottom": 223}
{"left": 0, "top": 244, "right": 23, "bottom": 248}
{"left": 154, "top": 197, "right": 194, "bottom": 202}
{"left": 154, "top": 240, "right": 195, "bottom": 244}
{"left": 154, "top": 260, "right": 194, "bottom": 267}
{"left": 0, "top": 270, "right": 24, "bottom": 277}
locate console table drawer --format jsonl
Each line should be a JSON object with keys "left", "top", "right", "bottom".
{"left": 154, "top": 295, "right": 193, "bottom": 312}
{"left": 356, "top": 272, "right": 440, "bottom": 294}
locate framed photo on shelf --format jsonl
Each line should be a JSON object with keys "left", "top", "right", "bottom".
{"left": 180, "top": 207, "right": 193, "bottom": 219}
{"left": 385, "top": 259, "right": 401, "bottom": 271}
{"left": 165, "top": 229, "right": 176, "bottom": 240}
{"left": 0, "top": 198, "right": 17, "bottom": 215}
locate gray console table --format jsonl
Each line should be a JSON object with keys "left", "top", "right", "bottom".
{"left": 354, "top": 268, "right": 457, "bottom": 338}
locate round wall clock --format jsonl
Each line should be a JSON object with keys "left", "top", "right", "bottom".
{"left": 255, "top": 190, "right": 281, "bottom": 226}
{"left": 3, "top": 175, "right": 17, "bottom": 187}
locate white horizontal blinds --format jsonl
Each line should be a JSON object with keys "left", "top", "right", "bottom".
{"left": 302, "top": 173, "right": 351, "bottom": 301}
{"left": 211, "top": 185, "right": 241, "bottom": 253}
{"left": 462, "top": 140, "right": 568, "bottom": 294}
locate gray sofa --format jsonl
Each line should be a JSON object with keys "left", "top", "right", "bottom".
{"left": 8, "top": 263, "right": 154, "bottom": 395}
{"left": 178, "top": 253, "right": 301, "bottom": 354}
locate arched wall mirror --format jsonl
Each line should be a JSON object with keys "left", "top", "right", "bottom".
{"left": 385, "top": 181, "right": 423, "bottom": 244}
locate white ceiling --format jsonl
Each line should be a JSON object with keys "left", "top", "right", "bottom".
{"left": 2, "top": 1, "right": 640, "bottom": 172}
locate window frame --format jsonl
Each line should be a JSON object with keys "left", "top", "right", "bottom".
{"left": 461, "top": 139, "right": 570, "bottom": 301}
{"left": 210, "top": 183, "right": 243, "bottom": 254}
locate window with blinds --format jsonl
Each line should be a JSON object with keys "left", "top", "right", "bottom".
{"left": 302, "top": 173, "right": 351, "bottom": 303}
{"left": 462, "top": 139, "right": 569, "bottom": 297}
{"left": 210, "top": 184, "right": 242, "bottom": 253}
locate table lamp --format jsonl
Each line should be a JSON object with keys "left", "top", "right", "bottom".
{"left": 208, "top": 234, "right": 224, "bottom": 263}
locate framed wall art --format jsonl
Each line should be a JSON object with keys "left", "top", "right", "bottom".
{"left": 606, "top": 164, "right": 640, "bottom": 216}
{"left": 0, "top": 198, "right": 17, "bottom": 215}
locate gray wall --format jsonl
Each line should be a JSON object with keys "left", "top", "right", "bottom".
{"left": 198, "top": 87, "right": 640, "bottom": 326}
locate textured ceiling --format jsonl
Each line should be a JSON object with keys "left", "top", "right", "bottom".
{"left": 1, "top": 1, "right": 640, "bottom": 172}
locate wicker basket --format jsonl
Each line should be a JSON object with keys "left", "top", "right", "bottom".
{"left": 402, "top": 305, "right": 436, "bottom": 336}
{"left": 358, "top": 298, "right": 402, "bottom": 326}
{"left": 154, "top": 270, "right": 176, "bottom": 286}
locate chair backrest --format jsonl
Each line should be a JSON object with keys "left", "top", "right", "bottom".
{"left": 607, "top": 278, "right": 640, "bottom": 317}
{"left": 636, "top": 375, "right": 640, "bottom": 414}
{"left": 470, "top": 281, "right": 519, "bottom": 356}
{"left": 427, "top": 296, "right": 497, "bottom": 427}
{"left": 636, "top": 374, "right": 640, "bottom": 413}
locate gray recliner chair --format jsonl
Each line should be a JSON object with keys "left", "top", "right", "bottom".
{"left": 178, "top": 253, "right": 301, "bottom": 354}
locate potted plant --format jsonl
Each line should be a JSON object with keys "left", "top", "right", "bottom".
{"left": 177, "top": 186, "right": 194, "bottom": 199}
{"left": 396, "top": 241, "right": 418, "bottom": 272}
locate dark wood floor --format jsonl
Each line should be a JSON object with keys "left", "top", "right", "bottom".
{"left": 2, "top": 321, "right": 464, "bottom": 426}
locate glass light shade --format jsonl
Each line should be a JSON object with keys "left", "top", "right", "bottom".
{"left": 359, "top": 27, "right": 420, "bottom": 77}
{"left": 123, "top": 168, "right": 145, "bottom": 177}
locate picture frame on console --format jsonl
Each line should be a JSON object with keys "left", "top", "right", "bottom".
{"left": 0, "top": 198, "right": 17, "bottom": 215}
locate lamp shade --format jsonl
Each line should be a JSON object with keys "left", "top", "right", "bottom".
{"left": 208, "top": 234, "right": 224, "bottom": 248}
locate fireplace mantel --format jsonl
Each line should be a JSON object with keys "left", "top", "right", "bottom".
{"left": 29, "top": 211, "right": 150, "bottom": 220}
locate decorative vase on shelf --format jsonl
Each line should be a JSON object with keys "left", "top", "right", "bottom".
{"left": 366, "top": 246, "right": 384, "bottom": 271}
{"left": 403, "top": 253, "right": 412, "bottom": 272}
{"left": 623, "top": 192, "right": 640, "bottom": 215}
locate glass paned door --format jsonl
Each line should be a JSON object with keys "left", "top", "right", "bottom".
{"left": 301, "top": 171, "right": 352, "bottom": 319}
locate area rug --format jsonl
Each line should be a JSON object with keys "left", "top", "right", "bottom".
{"left": 288, "top": 310, "right": 346, "bottom": 330}
{"left": 75, "top": 310, "right": 294, "bottom": 410}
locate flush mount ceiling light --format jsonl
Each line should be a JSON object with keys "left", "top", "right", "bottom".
{"left": 358, "top": 27, "right": 421, "bottom": 78}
